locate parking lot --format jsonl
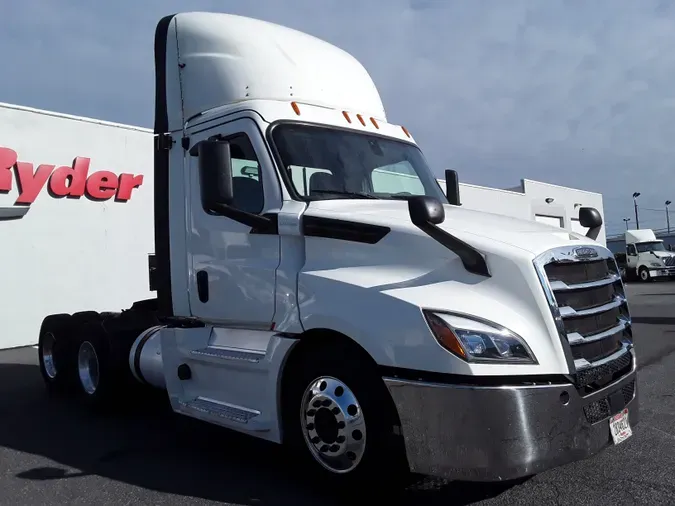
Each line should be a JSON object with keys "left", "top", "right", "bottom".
{"left": 0, "top": 284, "right": 674, "bottom": 505}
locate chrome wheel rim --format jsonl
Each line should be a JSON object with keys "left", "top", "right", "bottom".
{"left": 640, "top": 270, "right": 648, "bottom": 281}
{"left": 42, "top": 332, "right": 58, "bottom": 379}
{"left": 78, "top": 341, "right": 99, "bottom": 395}
{"left": 300, "top": 376, "right": 366, "bottom": 474}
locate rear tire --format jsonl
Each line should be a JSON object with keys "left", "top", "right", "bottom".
{"left": 73, "top": 311, "right": 159, "bottom": 412}
{"left": 38, "top": 314, "right": 73, "bottom": 393}
{"left": 281, "top": 345, "right": 409, "bottom": 494}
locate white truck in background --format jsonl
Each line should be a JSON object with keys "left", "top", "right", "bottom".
{"left": 624, "top": 229, "right": 675, "bottom": 282}
{"left": 33, "top": 12, "right": 637, "bottom": 488}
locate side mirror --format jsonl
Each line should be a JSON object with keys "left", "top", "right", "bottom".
{"left": 408, "top": 196, "right": 445, "bottom": 226}
{"left": 579, "top": 206, "right": 602, "bottom": 240}
{"left": 444, "top": 169, "right": 461, "bottom": 206}
{"left": 196, "top": 140, "right": 234, "bottom": 212}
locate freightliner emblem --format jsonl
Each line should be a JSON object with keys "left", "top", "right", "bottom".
{"left": 574, "top": 247, "right": 598, "bottom": 259}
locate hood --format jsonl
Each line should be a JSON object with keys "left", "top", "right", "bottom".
{"left": 304, "top": 199, "right": 595, "bottom": 255}
{"left": 651, "top": 251, "right": 675, "bottom": 258}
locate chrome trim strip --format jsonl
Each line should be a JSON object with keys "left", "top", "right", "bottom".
{"left": 567, "top": 318, "right": 630, "bottom": 345}
{"left": 558, "top": 295, "right": 626, "bottom": 318}
{"left": 549, "top": 273, "right": 621, "bottom": 291}
{"left": 574, "top": 340, "right": 633, "bottom": 371}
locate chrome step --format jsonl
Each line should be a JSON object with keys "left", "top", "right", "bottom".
{"left": 179, "top": 397, "right": 260, "bottom": 424}
{"left": 190, "top": 346, "right": 264, "bottom": 363}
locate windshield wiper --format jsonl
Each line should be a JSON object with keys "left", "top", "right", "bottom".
{"left": 310, "top": 190, "right": 380, "bottom": 199}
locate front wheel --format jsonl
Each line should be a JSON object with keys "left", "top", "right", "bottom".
{"left": 639, "top": 267, "right": 651, "bottom": 282}
{"left": 282, "top": 348, "right": 409, "bottom": 492}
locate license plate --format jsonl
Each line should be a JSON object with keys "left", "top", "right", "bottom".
{"left": 609, "top": 408, "right": 632, "bottom": 444}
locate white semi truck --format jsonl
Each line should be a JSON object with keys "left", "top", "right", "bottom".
{"left": 35, "top": 12, "right": 637, "bottom": 487}
{"left": 623, "top": 229, "right": 675, "bottom": 282}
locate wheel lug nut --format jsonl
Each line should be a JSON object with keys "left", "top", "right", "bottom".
{"left": 320, "top": 444, "right": 330, "bottom": 453}
{"left": 331, "top": 407, "right": 340, "bottom": 415}
{"left": 306, "top": 423, "right": 315, "bottom": 430}
{"left": 330, "top": 444, "right": 340, "bottom": 452}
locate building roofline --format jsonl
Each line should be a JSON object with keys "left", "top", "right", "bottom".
{"left": 0, "top": 101, "right": 153, "bottom": 134}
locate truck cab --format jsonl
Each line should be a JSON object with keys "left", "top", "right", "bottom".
{"left": 37, "top": 11, "right": 638, "bottom": 489}
{"left": 625, "top": 229, "right": 675, "bottom": 281}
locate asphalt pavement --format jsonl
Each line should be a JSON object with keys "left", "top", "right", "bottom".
{"left": 0, "top": 284, "right": 674, "bottom": 505}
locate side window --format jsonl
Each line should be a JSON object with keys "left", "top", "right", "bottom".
{"left": 627, "top": 245, "right": 637, "bottom": 256}
{"left": 227, "top": 134, "right": 264, "bottom": 214}
{"left": 370, "top": 161, "right": 425, "bottom": 195}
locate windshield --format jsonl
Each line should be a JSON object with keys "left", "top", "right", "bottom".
{"left": 270, "top": 123, "right": 447, "bottom": 202}
{"left": 636, "top": 241, "right": 667, "bottom": 253}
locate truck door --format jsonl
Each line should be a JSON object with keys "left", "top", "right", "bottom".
{"left": 626, "top": 244, "right": 638, "bottom": 270}
{"left": 186, "top": 117, "right": 281, "bottom": 328}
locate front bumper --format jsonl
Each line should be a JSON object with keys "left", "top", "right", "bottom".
{"left": 383, "top": 352, "right": 638, "bottom": 482}
{"left": 649, "top": 267, "right": 675, "bottom": 277}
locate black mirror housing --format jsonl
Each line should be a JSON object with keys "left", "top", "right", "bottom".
{"left": 579, "top": 207, "right": 602, "bottom": 229}
{"left": 408, "top": 196, "right": 445, "bottom": 226}
{"left": 198, "top": 140, "right": 234, "bottom": 212}
{"left": 579, "top": 206, "right": 603, "bottom": 240}
{"left": 444, "top": 169, "right": 461, "bottom": 206}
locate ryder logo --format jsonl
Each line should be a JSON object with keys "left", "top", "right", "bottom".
{"left": 0, "top": 146, "right": 144, "bottom": 206}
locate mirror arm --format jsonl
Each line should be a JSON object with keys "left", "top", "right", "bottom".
{"left": 206, "top": 203, "right": 275, "bottom": 232}
{"left": 585, "top": 225, "right": 601, "bottom": 241}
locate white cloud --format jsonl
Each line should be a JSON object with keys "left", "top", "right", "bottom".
{"left": 2, "top": 0, "right": 675, "bottom": 234}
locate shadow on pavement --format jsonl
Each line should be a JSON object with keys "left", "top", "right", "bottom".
{"left": 0, "top": 361, "right": 520, "bottom": 505}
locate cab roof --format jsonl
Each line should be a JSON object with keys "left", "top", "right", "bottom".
{"left": 158, "top": 12, "right": 386, "bottom": 132}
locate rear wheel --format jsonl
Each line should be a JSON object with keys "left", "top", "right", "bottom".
{"left": 38, "top": 314, "right": 72, "bottom": 393}
{"left": 282, "top": 345, "right": 409, "bottom": 493}
{"left": 73, "top": 310, "right": 160, "bottom": 411}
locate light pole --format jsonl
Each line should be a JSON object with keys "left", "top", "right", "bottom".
{"left": 623, "top": 217, "right": 631, "bottom": 230}
{"left": 632, "top": 192, "right": 641, "bottom": 229}
{"left": 667, "top": 200, "right": 672, "bottom": 234}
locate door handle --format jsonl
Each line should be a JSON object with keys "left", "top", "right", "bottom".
{"left": 196, "top": 270, "right": 209, "bottom": 303}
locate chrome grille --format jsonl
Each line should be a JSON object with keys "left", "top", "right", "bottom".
{"left": 664, "top": 256, "right": 675, "bottom": 267}
{"left": 534, "top": 245, "right": 634, "bottom": 397}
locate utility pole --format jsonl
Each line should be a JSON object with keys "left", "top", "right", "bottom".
{"left": 632, "top": 192, "right": 641, "bottom": 229}
{"left": 623, "top": 217, "right": 631, "bottom": 230}
{"left": 667, "top": 200, "right": 672, "bottom": 234}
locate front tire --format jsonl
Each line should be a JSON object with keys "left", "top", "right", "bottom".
{"left": 639, "top": 267, "right": 651, "bottom": 282}
{"left": 282, "top": 347, "right": 408, "bottom": 491}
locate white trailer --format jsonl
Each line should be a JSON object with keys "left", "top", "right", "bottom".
{"left": 17, "top": 12, "right": 636, "bottom": 489}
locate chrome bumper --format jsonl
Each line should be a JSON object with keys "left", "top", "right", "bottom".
{"left": 383, "top": 353, "right": 638, "bottom": 482}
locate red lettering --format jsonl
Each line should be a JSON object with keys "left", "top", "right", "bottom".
{"left": 49, "top": 157, "right": 90, "bottom": 197}
{"left": 116, "top": 173, "right": 144, "bottom": 201}
{"left": 0, "top": 147, "right": 143, "bottom": 204}
{"left": 86, "top": 171, "right": 118, "bottom": 200}
{"left": 0, "top": 147, "right": 17, "bottom": 192}
{"left": 15, "top": 162, "right": 54, "bottom": 204}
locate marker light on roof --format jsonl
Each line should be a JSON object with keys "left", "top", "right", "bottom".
{"left": 342, "top": 111, "right": 352, "bottom": 123}
{"left": 291, "top": 102, "right": 301, "bottom": 115}
{"left": 356, "top": 114, "right": 366, "bottom": 126}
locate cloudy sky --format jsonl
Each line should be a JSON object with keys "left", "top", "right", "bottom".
{"left": 3, "top": 0, "right": 675, "bottom": 236}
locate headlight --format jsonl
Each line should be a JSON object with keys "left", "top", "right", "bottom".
{"left": 649, "top": 262, "right": 662, "bottom": 267}
{"left": 423, "top": 310, "right": 537, "bottom": 364}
